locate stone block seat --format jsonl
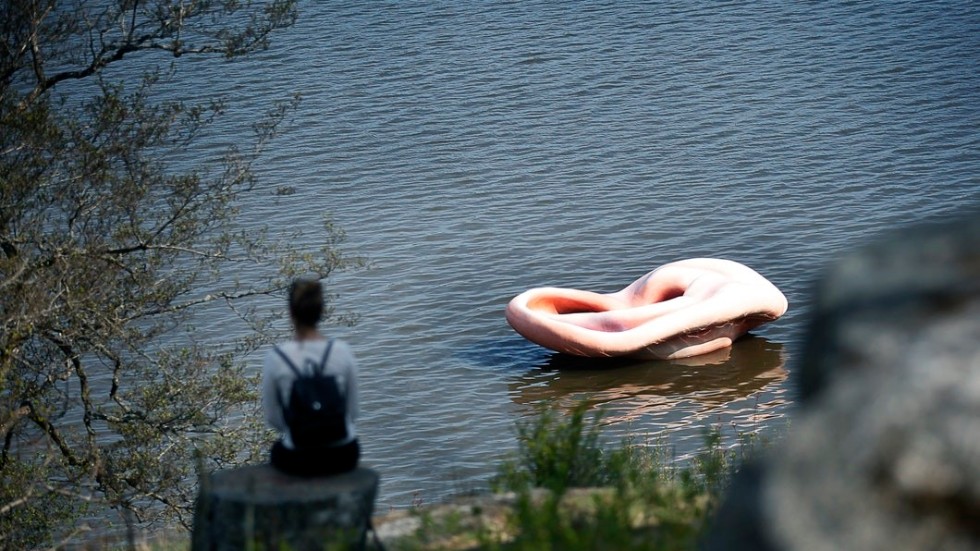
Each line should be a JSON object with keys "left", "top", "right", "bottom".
{"left": 192, "top": 465, "right": 379, "bottom": 550}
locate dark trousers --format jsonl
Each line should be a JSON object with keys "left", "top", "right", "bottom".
{"left": 270, "top": 439, "right": 360, "bottom": 477}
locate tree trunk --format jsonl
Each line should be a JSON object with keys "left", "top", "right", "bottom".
{"left": 192, "top": 465, "right": 379, "bottom": 550}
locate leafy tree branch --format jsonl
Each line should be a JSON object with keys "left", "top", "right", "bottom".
{"left": 1, "top": 1, "right": 365, "bottom": 547}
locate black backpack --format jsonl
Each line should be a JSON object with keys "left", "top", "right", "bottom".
{"left": 273, "top": 340, "right": 349, "bottom": 448}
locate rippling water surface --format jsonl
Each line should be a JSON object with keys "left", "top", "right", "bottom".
{"left": 155, "top": 1, "right": 980, "bottom": 510}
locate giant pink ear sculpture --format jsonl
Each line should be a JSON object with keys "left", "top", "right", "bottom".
{"left": 505, "top": 258, "right": 788, "bottom": 360}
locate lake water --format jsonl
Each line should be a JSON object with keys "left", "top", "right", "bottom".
{"left": 152, "top": 1, "right": 979, "bottom": 512}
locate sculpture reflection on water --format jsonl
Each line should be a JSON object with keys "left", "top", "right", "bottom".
{"left": 508, "top": 336, "right": 788, "bottom": 437}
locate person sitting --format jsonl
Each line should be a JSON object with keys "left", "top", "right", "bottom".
{"left": 262, "top": 278, "right": 360, "bottom": 476}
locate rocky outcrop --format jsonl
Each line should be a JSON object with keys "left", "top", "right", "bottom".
{"left": 704, "top": 209, "right": 980, "bottom": 550}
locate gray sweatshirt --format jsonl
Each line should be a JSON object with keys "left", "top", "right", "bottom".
{"left": 262, "top": 338, "right": 359, "bottom": 449}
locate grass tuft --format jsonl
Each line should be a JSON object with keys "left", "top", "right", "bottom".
{"left": 479, "top": 400, "right": 763, "bottom": 550}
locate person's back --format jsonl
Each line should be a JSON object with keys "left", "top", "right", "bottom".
{"left": 261, "top": 279, "right": 360, "bottom": 476}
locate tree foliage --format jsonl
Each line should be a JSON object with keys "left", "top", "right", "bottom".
{"left": 0, "top": 1, "right": 360, "bottom": 547}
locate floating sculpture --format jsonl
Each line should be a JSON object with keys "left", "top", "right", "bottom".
{"left": 505, "top": 258, "right": 788, "bottom": 360}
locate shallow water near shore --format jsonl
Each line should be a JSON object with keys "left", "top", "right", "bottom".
{"left": 101, "top": 1, "right": 980, "bottom": 515}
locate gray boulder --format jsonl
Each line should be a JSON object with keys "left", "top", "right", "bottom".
{"left": 705, "top": 209, "right": 980, "bottom": 551}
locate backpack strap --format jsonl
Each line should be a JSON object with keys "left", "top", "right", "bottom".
{"left": 272, "top": 346, "right": 301, "bottom": 412}
{"left": 273, "top": 340, "right": 334, "bottom": 376}
{"left": 272, "top": 346, "right": 302, "bottom": 377}
{"left": 314, "top": 339, "right": 336, "bottom": 374}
